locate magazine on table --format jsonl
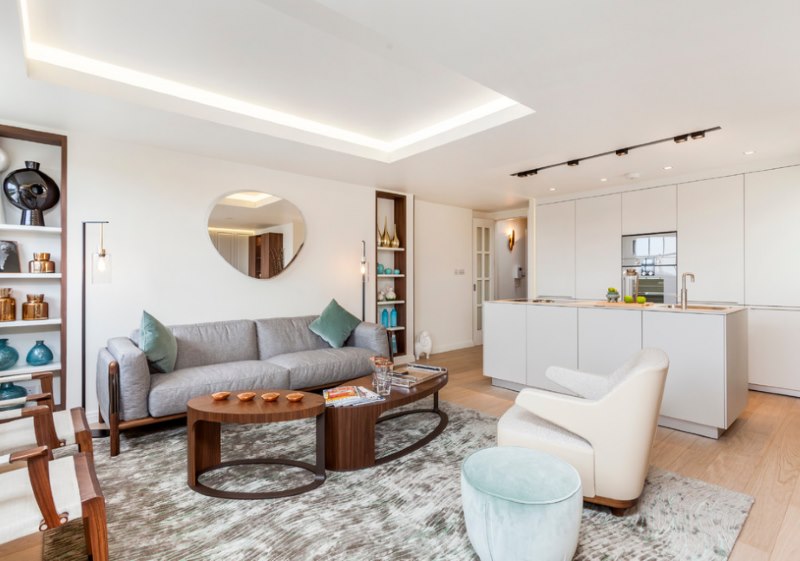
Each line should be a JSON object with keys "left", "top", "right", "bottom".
{"left": 323, "top": 385, "right": 384, "bottom": 407}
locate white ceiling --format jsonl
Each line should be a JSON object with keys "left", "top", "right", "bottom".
{"left": 208, "top": 196, "right": 304, "bottom": 231}
{"left": 4, "top": 0, "right": 800, "bottom": 211}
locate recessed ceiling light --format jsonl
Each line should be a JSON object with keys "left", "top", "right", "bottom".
{"left": 549, "top": 187, "right": 557, "bottom": 191}
{"left": 600, "top": 178, "right": 608, "bottom": 182}
{"left": 663, "top": 165, "right": 673, "bottom": 170}
{"left": 743, "top": 150, "right": 756, "bottom": 156}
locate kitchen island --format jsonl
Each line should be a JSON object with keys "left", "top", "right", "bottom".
{"left": 484, "top": 299, "right": 748, "bottom": 438}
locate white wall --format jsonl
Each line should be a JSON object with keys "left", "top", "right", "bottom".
{"left": 414, "top": 200, "right": 473, "bottom": 354}
{"left": 494, "top": 218, "right": 527, "bottom": 299}
{"left": 66, "top": 133, "right": 377, "bottom": 418}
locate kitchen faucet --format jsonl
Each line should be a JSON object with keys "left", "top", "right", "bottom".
{"left": 681, "top": 272, "right": 696, "bottom": 309}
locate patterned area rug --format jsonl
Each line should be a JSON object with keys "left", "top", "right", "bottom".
{"left": 46, "top": 399, "right": 752, "bottom": 560}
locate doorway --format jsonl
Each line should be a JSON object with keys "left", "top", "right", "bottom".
{"left": 473, "top": 219, "right": 493, "bottom": 345}
{"left": 494, "top": 218, "right": 528, "bottom": 300}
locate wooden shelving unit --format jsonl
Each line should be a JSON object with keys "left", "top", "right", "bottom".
{"left": 0, "top": 124, "right": 67, "bottom": 409}
{"left": 376, "top": 191, "right": 409, "bottom": 357}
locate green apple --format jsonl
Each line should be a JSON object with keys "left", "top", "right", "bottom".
{"left": 607, "top": 287, "right": 618, "bottom": 293}
{"left": 624, "top": 295, "right": 634, "bottom": 303}
{"left": 637, "top": 296, "right": 647, "bottom": 304}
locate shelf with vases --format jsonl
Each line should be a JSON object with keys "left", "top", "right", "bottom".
{"left": 377, "top": 274, "right": 405, "bottom": 278}
{"left": 0, "top": 225, "right": 62, "bottom": 235}
{"left": 0, "top": 361, "right": 62, "bottom": 377}
{"left": 0, "top": 318, "right": 61, "bottom": 329}
{"left": 377, "top": 300, "right": 405, "bottom": 306}
{"left": 0, "top": 273, "right": 62, "bottom": 279}
{"left": 386, "top": 326, "right": 405, "bottom": 332}
{"left": 377, "top": 247, "right": 405, "bottom": 252}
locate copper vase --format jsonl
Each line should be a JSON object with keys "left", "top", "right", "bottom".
{"left": 22, "top": 294, "right": 48, "bottom": 320}
{"left": 28, "top": 253, "right": 55, "bottom": 274}
{"left": 0, "top": 288, "right": 14, "bottom": 322}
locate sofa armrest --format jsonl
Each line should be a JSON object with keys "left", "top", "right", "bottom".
{"left": 96, "top": 338, "right": 150, "bottom": 422}
{"left": 347, "top": 322, "right": 390, "bottom": 356}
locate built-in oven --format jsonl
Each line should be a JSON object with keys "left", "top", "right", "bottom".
{"left": 621, "top": 232, "right": 678, "bottom": 304}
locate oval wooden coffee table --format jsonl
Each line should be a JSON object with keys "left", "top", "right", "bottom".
{"left": 324, "top": 371, "right": 448, "bottom": 471}
{"left": 187, "top": 390, "right": 325, "bottom": 499}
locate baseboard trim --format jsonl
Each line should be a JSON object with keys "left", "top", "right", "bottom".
{"left": 428, "top": 340, "right": 475, "bottom": 356}
{"left": 491, "top": 378, "right": 525, "bottom": 392}
{"left": 749, "top": 383, "right": 800, "bottom": 398}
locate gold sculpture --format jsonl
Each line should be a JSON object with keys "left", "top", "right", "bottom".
{"left": 391, "top": 225, "right": 401, "bottom": 248}
{"left": 380, "top": 217, "right": 392, "bottom": 247}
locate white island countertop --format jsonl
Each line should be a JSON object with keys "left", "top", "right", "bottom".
{"left": 494, "top": 298, "right": 745, "bottom": 315}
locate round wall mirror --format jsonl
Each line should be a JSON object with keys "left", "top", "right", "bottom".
{"left": 207, "top": 191, "right": 306, "bottom": 279}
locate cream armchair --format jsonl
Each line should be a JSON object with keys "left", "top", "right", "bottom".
{"left": 497, "top": 349, "right": 669, "bottom": 513}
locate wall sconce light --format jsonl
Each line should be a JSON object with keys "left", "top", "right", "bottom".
{"left": 360, "top": 240, "right": 367, "bottom": 321}
{"left": 507, "top": 229, "right": 516, "bottom": 251}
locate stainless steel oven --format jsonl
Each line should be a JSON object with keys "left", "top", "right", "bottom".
{"left": 621, "top": 232, "right": 677, "bottom": 304}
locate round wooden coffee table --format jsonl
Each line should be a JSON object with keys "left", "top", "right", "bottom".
{"left": 324, "top": 371, "right": 448, "bottom": 471}
{"left": 187, "top": 390, "right": 325, "bottom": 499}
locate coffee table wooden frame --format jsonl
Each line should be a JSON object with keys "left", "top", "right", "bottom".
{"left": 187, "top": 391, "right": 325, "bottom": 500}
{"left": 324, "top": 372, "right": 448, "bottom": 471}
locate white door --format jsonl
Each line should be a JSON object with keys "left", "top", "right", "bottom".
{"left": 473, "top": 219, "right": 494, "bottom": 344}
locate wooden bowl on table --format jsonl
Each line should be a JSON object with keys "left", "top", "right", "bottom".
{"left": 211, "top": 391, "right": 230, "bottom": 401}
{"left": 261, "top": 392, "right": 280, "bottom": 402}
{"left": 237, "top": 392, "right": 257, "bottom": 402}
{"left": 286, "top": 392, "right": 304, "bottom": 402}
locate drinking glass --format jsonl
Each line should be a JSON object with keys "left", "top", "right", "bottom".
{"left": 376, "top": 369, "right": 393, "bottom": 396}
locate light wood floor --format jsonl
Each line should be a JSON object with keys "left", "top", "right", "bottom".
{"left": 428, "top": 345, "right": 800, "bottom": 561}
{"left": 5, "top": 345, "right": 799, "bottom": 560}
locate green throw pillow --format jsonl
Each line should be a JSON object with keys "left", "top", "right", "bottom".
{"left": 140, "top": 310, "right": 178, "bottom": 373}
{"left": 309, "top": 299, "right": 361, "bottom": 348}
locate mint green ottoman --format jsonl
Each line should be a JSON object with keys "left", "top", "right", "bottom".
{"left": 461, "top": 447, "right": 582, "bottom": 561}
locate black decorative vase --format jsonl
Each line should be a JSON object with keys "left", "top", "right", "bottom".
{"left": 2, "top": 161, "right": 60, "bottom": 226}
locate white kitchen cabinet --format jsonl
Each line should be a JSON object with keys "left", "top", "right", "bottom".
{"left": 621, "top": 185, "right": 677, "bottom": 235}
{"left": 677, "top": 176, "right": 744, "bottom": 304}
{"left": 535, "top": 201, "right": 575, "bottom": 298}
{"left": 748, "top": 308, "right": 800, "bottom": 393}
{"left": 745, "top": 166, "right": 800, "bottom": 307}
{"left": 483, "top": 302, "right": 526, "bottom": 385}
{"left": 575, "top": 194, "right": 622, "bottom": 299}
{"left": 644, "top": 310, "right": 747, "bottom": 436}
{"left": 526, "top": 305, "right": 578, "bottom": 392}
{"left": 577, "top": 307, "right": 642, "bottom": 375}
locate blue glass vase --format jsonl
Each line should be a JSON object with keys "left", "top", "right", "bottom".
{"left": 26, "top": 340, "right": 53, "bottom": 366}
{"left": 381, "top": 309, "right": 389, "bottom": 328}
{"left": 0, "top": 338, "right": 19, "bottom": 370}
{"left": 390, "top": 308, "right": 398, "bottom": 328}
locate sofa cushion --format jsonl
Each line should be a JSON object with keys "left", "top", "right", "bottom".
{"left": 148, "top": 361, "right": 289, "bottom": 417}
{"left": 309, "top": 299, "right": 361, "bottom": 348}
{"left": 255, "top": 316, "right": 329, "bottom": 360}
{"left": 267, "top": 347, "right": 374, "bottom": 389}
{"left": 139, "top": 311, "right": 177, "bottom": 373}
{"left": 168, "top": 320, "right": 258, "bottom": 370}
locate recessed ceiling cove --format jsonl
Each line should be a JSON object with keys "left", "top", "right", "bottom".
{"left": 18, "top": 0, "right": 533, "bottom": 162}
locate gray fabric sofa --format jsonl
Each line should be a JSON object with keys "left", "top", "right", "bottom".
{"left": 96, "top": 316, "right": 389, "bottom": 456}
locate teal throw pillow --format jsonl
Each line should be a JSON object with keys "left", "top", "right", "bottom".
{"left": 309, "top": 299, "right": 361, "bottom": 348}
{"left": 139, "top": 310, "right": 178, "bottom": 373}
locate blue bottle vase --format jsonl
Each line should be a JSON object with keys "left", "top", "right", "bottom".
{"left": 26, "top": 340, "right": 53, "bottom": 366}
{"left": 390, "top": 308, "right": 398, "bottom": 328}
{"left": 0, "top": 339, "right": 23, "bottom": 410}
{"left": 381, "top": 309, "right": 389, "bottom": 328}
{"left": 0, "top": 339, "right": 19, "bottom": 370}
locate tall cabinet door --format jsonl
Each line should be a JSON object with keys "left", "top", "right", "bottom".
{"left": 678, "top": 176, "right": 744, "bottom": 303}
{"left": 575, "top": 194, "right": 621, "bottom": 299}
{"left": 535, "top": 201, "right": 575, "bottom": 298}
{"left": 745, "top": 166, "right": 800, "bottom": 306}
{"left": 526, "top": 305, "right": 578, "bottom": 392}
{"left": 622, "top": 185, "right": 676, "bottom": 235}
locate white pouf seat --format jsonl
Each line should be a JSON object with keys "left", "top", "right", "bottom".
{"left": 461, "top": 446, "right": 582, "bottom": 561}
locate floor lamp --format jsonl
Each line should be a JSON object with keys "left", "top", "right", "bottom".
{"left": 360, "top": 240, "right": 368, "bottom": 321}
{"left": 82, "top": 221, "right": 110, "bottom": 428}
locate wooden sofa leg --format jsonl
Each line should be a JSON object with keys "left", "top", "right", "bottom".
{"left": 108, "top": 361, "right": 121, "bottom": 457}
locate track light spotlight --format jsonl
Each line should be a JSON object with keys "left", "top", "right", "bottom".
{"left": 511, "top": 126, "right": 720, "bottom": 178}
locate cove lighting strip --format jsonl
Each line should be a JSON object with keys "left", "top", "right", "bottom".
{"left": 19, "top": 0, "right": 522, "bottom": 156}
